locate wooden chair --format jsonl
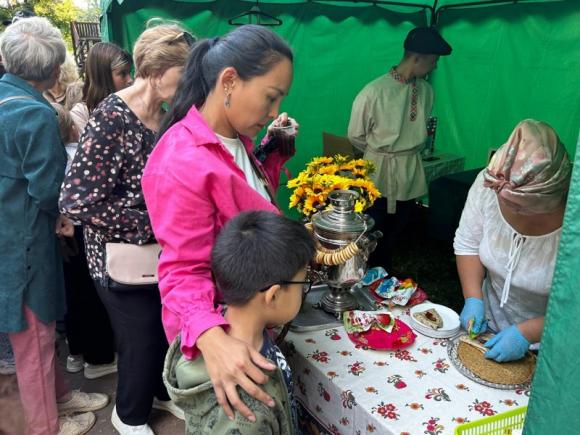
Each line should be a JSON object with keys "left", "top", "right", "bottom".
{"left": 322, "top": 132, "right": 362, "bottom": 158}
{"left": 70, "top": 21, "right": 101, "bottom": 73}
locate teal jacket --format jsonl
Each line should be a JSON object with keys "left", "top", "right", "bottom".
{"left": 163, "top": 335, "right": 295, "bottom": 435}
{"left": 0, "top": 74, "right": 67, "bottom": 332}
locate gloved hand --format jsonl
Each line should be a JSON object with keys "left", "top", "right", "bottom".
{"left": 459, "top": 297, "right": 487, "bottom": 335}
{"left": 484, "top": 325, "right": 530, "bottom": 362}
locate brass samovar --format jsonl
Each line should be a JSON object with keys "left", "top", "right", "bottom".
{"left": 309, "top": 190, "right": 382, "bottom": 315}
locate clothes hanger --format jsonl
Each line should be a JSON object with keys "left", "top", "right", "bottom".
{"left": 228, "top": 0, "right": 283, "bottom": 27}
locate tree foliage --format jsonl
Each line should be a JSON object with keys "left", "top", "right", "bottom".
{"left": 0, "top": 0, "right": 100, "bottom": 49}
{"left": 34, "top": 0, "right": 80, "bottom": 47}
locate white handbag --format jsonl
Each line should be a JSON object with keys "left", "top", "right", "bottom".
{"left": 105, "top": 242, "right": 161, "bottom": 291}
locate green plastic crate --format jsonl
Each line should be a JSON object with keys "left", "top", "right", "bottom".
{"left": 455, "top": 406, "right": 527, "bottom": 435}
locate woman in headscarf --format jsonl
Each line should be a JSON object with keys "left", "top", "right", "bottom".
{"left": 454, "top": 119, "right": 572, "bottom": 362}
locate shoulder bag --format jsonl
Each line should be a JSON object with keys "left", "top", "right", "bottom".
{"left": 105, "top": 242, "right": 162, "bottom": 291}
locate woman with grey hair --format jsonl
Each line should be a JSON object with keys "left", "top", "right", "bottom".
{"left": 0, "top": 17, "right": 108, "bottom": 435}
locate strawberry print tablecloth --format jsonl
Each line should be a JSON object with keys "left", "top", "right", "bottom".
{"left": 284, "top": 308, "right": 530, "bottom": 435}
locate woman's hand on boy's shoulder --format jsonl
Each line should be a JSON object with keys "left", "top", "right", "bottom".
{"left": 197, "top": 326, "right": 277, "bottom": 422}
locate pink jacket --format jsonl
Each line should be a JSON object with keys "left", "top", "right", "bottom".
{"left": 142, "top": 106, "right": 286, "bottom": 359}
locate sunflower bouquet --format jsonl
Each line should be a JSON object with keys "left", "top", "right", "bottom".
{"left": 287, "top": 155, "right": 381, "bottom": 218}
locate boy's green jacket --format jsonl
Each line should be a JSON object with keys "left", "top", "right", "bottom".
{"left": 163, "top": 335, "right": 295, "bottom": 434}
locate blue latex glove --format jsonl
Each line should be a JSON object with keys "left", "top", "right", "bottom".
{"left": 459, "top": 297, "right": 487, "bottom": 335}
{"left": 484, "top": 325, "right": 530, "bottom": 362}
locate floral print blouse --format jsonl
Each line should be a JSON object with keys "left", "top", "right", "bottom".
{"left": 59, "top": 94, "right": 156, "bottom": 285}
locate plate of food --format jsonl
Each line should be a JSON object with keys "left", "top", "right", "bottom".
{"left": 447, "top": 334, "right": 536, "bottom": 390}
{"left": 409, "top": 303, "right": 460, "bottom": 338}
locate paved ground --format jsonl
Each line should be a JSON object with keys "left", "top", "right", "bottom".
{"left": 0, "top": 340, "right": 184, "bottom": 435}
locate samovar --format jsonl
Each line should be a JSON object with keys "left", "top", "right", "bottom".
{"left": 309, "top": 190, "right": 382, "bottom": 315}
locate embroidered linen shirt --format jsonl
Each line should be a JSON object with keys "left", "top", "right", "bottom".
{"left": 59, "top": 94, "right": 156, "bottom": 284}
{"left": 454, "top": 171, "right": 560, "bottom": 338}
{"left": 348, "top": 72, "right": 433, "bottom": 213}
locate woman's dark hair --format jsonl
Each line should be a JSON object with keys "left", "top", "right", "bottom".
{"left": 157, "top": 24, "right": 293, "bottom": 139}
{"left": 83, "top": 42, "right": 132, "bottom": 111}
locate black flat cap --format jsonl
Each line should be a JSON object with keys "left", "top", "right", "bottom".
{"left": 404, "top": 26, "right": 452, "bottom": 56}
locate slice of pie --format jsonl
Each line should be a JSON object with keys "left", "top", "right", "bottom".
{"left": 459, "top": 334, "right": 493, "bottom": 353}
{"left": 413, "top": 308, "right": 443, "bottom": 330}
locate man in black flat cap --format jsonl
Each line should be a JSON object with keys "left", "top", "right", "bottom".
{"left": 348, "top": 26, "right": 452, "bottom": 273}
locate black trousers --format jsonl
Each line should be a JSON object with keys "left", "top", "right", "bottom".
{"left": 63, "top": 226, "right": 115, "bottom": 365}
{"left": 95, "top": 282, "right": 170, "bottom": 425}
{"left": 366, "top": 198, "right": 416, "bottom": 274}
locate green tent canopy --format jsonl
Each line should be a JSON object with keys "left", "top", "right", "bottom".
{"left": 100, "top": 1, "right": 580, "bottom": 433}
{"left": 99, "top": 0, "right": 579, "bottom": 187}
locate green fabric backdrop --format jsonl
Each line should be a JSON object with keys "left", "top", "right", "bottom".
{"left": 100, "top": 0, "right": 429, "bottom": 215}
{"left": 100, "top": 2, "right": 580, "bottom": 430}
{"left": 433, "top": 1, "right": 580, "bottom": 169}
{"left": 100, "top": 0, "right": 579, "bottom": 215}
{"left": 525, "top": 138, "right": 580, "bottom": 434}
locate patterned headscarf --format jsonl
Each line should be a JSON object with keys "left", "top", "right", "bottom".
{"left": 483, "top": 119, "right": 571, "bottom": 215}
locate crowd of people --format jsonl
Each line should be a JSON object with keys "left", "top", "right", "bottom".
{"left": 0, "top": 8, "right": 572, "bottom": 435}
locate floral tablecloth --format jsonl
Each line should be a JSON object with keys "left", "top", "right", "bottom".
{"left": 284, "top": 308, "right": 530, "bottom": 435}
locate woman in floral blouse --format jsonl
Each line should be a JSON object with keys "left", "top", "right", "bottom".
{"left": 60, "top": 23, "right": 191, "bottom": 434}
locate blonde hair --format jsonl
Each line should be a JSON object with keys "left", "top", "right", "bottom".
{"left": 51, "top": 103, "right": 75, "bottom": 143}
{"left": 133, "top": 22, "right": 192, "bottom": 79}
{"left": 64, "top": 80, "right": 84, "bottom": 111}
{"left": 58, "top": 54, "right": 80, "bottom": 88}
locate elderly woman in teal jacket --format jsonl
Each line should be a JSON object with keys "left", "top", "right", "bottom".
{"left": 0, "top": 17, "right": 108, "bottom": 435}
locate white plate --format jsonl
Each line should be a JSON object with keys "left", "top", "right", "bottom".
{"left": 409, "top": 303, "right": 460, "bottom": 338}
{"left": 411, "top": 323, "right": 460, "bottom": 338}
{"left": 412, "top": 321, "right": 460, "bottom": 335}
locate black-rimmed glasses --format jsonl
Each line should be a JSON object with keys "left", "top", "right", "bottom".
{"left": 259, "top": 280, "right": 312, "bottom": 295}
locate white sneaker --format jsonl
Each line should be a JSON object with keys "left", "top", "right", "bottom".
{"left": 58, "top": 390, "right": 109, "bottom": 415}
{"left": 84, "top": 357, "right": 117, "bottom": 379}
{"left": 58, "top": 412, "right": 96, "bottom": 435}
{"left": 152, "top": 398, "right": 184, "bottom": 420}
{"left": 0, "top": 359, "right": 16, "bottom": 375}
{"left": 111, "top": 405, "right": 154, "bottom": 435}
{"left": 66, "top": 355, "right": 84, "bottom": 373}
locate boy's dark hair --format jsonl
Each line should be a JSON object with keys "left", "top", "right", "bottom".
{"left": 212, "top": 211, "right": 314, "bottom": 306}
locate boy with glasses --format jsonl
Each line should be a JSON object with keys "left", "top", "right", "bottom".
{"left": 163, "top": 210, "right": 314, "bottom": 434}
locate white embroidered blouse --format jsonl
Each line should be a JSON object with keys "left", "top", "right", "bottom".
{"left": 454, "top": 171, "right": 561, "bottom": 337}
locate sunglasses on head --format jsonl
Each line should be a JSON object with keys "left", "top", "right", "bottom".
{"left": 168, "top": 31, "right": 195, "bottom": 47}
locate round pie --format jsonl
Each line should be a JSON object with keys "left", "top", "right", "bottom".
{"left": 457, "top": 340, "right": 535, "bottom": 385}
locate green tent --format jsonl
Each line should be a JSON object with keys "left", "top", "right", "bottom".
{"left": 100, "top": 1, "right": 580, "bottom": 433}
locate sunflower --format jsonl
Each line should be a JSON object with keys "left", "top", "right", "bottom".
{"left": 287, "top": 154, "right": 381, "bottom": 217}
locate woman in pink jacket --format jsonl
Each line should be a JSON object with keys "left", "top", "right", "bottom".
{"left": 142, "top": 25, "right": 296, "bottom": 422}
